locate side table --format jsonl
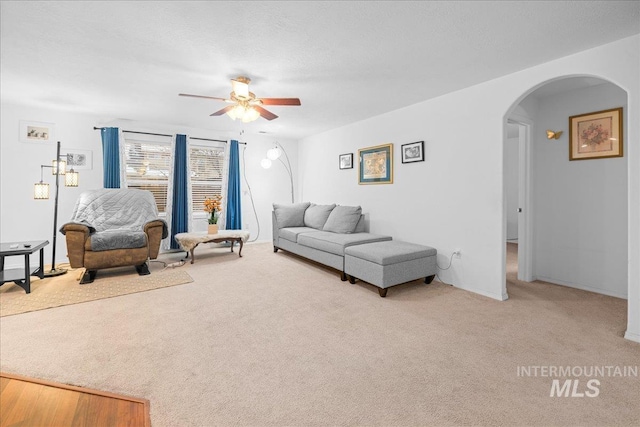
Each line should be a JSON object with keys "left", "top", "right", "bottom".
{"left": 0, "top": 240, "right": 49, "bottom": 294}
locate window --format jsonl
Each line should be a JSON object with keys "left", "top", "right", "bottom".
{"left": 122, "top": 136, "right": 226, "bottom": 215}
{"left": 190, "top": 144, "right": 225, "bottom": 213}
{"left": 124, "top": 138, "right": 172, "bottom": 213}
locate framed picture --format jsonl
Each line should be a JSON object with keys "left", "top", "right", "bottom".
{"left": 358, "top": 143, "right": 393, "bottom": 185}
{"left": 569, "top": 107, "right": 623, "bottom": 161}
{"left": 62, "top": 148, "right": 93, "bottom": 170}
{"left": 401, "top": 141, "right": 424, "bottom": 163}
{"left": 339, "top": 153, "right": 353, "bottom": 170}
{"left": 19, "top": 120, "right": 55, "bottom": 144}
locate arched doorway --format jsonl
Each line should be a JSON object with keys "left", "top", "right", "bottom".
{"left": 502, "top": 75, "right": 629, "bottom": 336}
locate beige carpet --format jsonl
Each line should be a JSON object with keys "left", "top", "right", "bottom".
{"left": 0, "top": 263, "right": 193, "bottom": 317}
{"left": 0, "top": 242, "right": 638, "bottom": 426}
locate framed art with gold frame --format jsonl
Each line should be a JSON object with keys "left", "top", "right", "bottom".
{"left": 569, "top": 107, "right": 623, "bottom": 161}
{"left": 358, "top": 143, "right": 393, "bottom": 185}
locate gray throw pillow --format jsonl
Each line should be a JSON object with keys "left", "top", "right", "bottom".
{"left": 323, "top": 205, "right": 362, "bottom": 233}
{"left": 304, "top": 203, "right": 336, "bottom": 229}
{"left": 273, "top": 202, "right": 311, "bottom": 228}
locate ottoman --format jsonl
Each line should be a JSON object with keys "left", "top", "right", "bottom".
{"left": 344, "top": 240, "right": 437, "bottom": 297}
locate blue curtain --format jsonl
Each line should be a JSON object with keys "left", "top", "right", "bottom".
{"left": 101, "top": 127, "right": 120, "bottom": 188}
{"left": 225, "top": 140, "right": 242, "bottom": 229}
{"left": 170, "top": 134, "right": 189, "bottom": 249}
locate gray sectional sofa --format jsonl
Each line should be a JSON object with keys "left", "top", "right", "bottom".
{"left": 272, "top": 203, "right": 392, "bottom": 281}
{"left": 272, "top": 202, "right": 438, "bottom": 296}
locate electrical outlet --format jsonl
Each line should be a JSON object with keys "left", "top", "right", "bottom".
{"left": 453, "top": 249, "right": 462, "bottom": 258}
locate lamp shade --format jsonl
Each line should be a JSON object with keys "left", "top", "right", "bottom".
{"left": 260, "top": 158, "right": 272, "bottom": 169}
{"left": 267, "top": 147, "right": 281, "bottom": 160}
{"left": 34, "top": 182, "right": 50, "bottom": 199}
{"left": 65, "top": 169, "right": 79, "bottom": 187}
{"left": 242, "top": 106, "right": 260, "bottom": 123}
{"left": 52, "top": 159, "right": 66, "bottom": 175}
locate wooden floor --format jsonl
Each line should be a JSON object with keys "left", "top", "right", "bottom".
{"left": 0, "top": 372, "right": 150, "bottom": 427}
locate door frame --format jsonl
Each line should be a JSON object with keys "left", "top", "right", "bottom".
{"left": 506, "top": 115, "right": 534, "bottom": 286}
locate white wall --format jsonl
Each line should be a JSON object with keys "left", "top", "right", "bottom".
{"left": 530, "top": 83, "right": 628, "bottom": 298}
{"left": 0, "top": 103, "right": 104, "bottom": 270}
{"left": 298, "top": 35, "right": 640, "bottom": 342}
{"left": 1, "top": 104, "right": 295, "bottom": 268}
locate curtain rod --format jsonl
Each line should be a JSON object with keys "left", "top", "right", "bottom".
{"left": 93, "top": 127, "right": 246, "bottom": 144}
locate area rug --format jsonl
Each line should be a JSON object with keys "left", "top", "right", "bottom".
{"left": 0, "top": 266, "right": 193, "bottom": 317}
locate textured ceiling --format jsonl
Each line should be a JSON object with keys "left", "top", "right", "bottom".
{"left": 1, "top": 1, "right": 639, "bottom": 140}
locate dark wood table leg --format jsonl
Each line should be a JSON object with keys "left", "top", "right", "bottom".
{"left": 37, "top": 247, "right": 45, "bottom": 279}
{"left": 23, "top": 253, "right": 31, "bottom": 294}
{"left": 238, "top": 239, "right": 244, "bottom": 257}
{"left": 230, "top": 240, "right": 234, "bottom": 253}
{"left": 189, "top": 246, "right": 196, "bottom": 264}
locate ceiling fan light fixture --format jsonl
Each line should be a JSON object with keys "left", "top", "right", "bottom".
{"left": 227, "top": 104, "right": 246, "bottom": 120}
{"left": 232, "top": 77, "right": 250, "bottom": 99}
{"left": 242, "top": 107, "right": 260, "bottom": 123}
{"left": 181, "top": 75, "right": 299, "bottom": 122}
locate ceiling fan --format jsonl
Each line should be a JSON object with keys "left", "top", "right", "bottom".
{"left": 179, "top": 76, "right": 301, "bottom": 122}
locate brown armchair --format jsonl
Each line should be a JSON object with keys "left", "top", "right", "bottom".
{"left": 61, "top": 189, "right": 168, "bottom": 284}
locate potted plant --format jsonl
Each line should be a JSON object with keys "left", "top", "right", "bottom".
{"left": 204, "top": 195, "right": 223, "bottom": 234}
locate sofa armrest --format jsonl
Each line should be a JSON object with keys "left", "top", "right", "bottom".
{"left": 272, "top": 211, "right": 280, "bottom": 248}
{"left": 145, "top": 219, "right": 166, "bottom": 259}
{"left": 61, "top": 223, "right": 91, "bottom": 268}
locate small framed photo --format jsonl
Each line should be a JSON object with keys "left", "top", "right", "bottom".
{"left": 401, "top": 141, "right": 424, "bottom": 163}
{"left": 358, "top": 143, "right": 393, "bottom": 185}
{"left": 569, "top": 107, "right": 623, "bottom": 161}
{"left": 20, "top": 120, "right": 55, "bottom": 144}
{"left": 339, "top": 153, "right": 353, "bottom": 170}
{"left": 62, "top": 148, "right": 93, "bottom": 170}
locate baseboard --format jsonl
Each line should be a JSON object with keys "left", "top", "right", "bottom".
{"left": 453, "top": 284, "right": 509, "bottom": 301}
{"left": 624, "top": 331, "right": 640, "bottom": 344}
{"left": 536, "top": 276, "right": 627, "bottom": 299}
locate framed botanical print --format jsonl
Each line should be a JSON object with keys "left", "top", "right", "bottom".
{"left": 569, "top": 107, "right": 623, "bottom": 160}
{"left": 358, "top": 143, "right": 393, "bottom": 185}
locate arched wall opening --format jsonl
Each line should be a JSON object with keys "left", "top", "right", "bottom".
{"left": 502, "top": 74, "right": 630, "bottom": 338}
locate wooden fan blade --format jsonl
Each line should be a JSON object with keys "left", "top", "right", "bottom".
{"left": 210, "top": 106, "right": 234, "bottom": 116}
{"left": 258, "top": 98, "right": 301, "bottom": 106}
{"left": 179, "top": 93, "right": 229, "bottom": 101}
{"left": 254, "top": 105, "right": 279, "bottom": 120}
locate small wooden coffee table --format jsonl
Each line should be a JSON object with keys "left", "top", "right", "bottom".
{"left": 174, "top": 231, "right": 250, "bottom": 264}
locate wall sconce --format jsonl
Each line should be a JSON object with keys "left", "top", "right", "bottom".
{"left": 546, "top": 130, "right": 563, "bottom": 140}
{"left": 33, "top": 141, "right": 80, "bottom": 277}
{"left": 261, "top": 142, "right": 294, "bottom": 203}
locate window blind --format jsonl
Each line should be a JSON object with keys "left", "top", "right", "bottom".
{"left": 124, "top": 139, "right": 172, "bottom": 213}
{"left": 190, "top": 144, "right": 225, "bottom": 212}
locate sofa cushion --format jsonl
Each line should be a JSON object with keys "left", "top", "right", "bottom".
{"left": 89, "top": 230, "right": 147, "bottom": 252}
{"left": 273, "top": 202, "right": 311, "bottom": 228}
{"left": 344, "top": 240, "right": 437, "bottom": 265}
{"left": 297, "top": 231, "right": 392, "bottom": 256}
{"left": 279, "top": 227, "right": 317, "bottom": 243}
{"left": 323, "top": 205, "right": 362, "bottom": 233}
{"left": 304, "top": 203, "right": 336, "bottom": 229}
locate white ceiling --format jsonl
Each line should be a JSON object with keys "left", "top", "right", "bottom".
{"left": 1, "top": 1, "right": 639, "bottom": 140}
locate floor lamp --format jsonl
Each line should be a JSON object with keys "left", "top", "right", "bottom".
{"left": 261, "top": 142, "right": 294, "bottom": 203}
{"left": 33, "top": 140, "right": 79, "bottom": 277}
